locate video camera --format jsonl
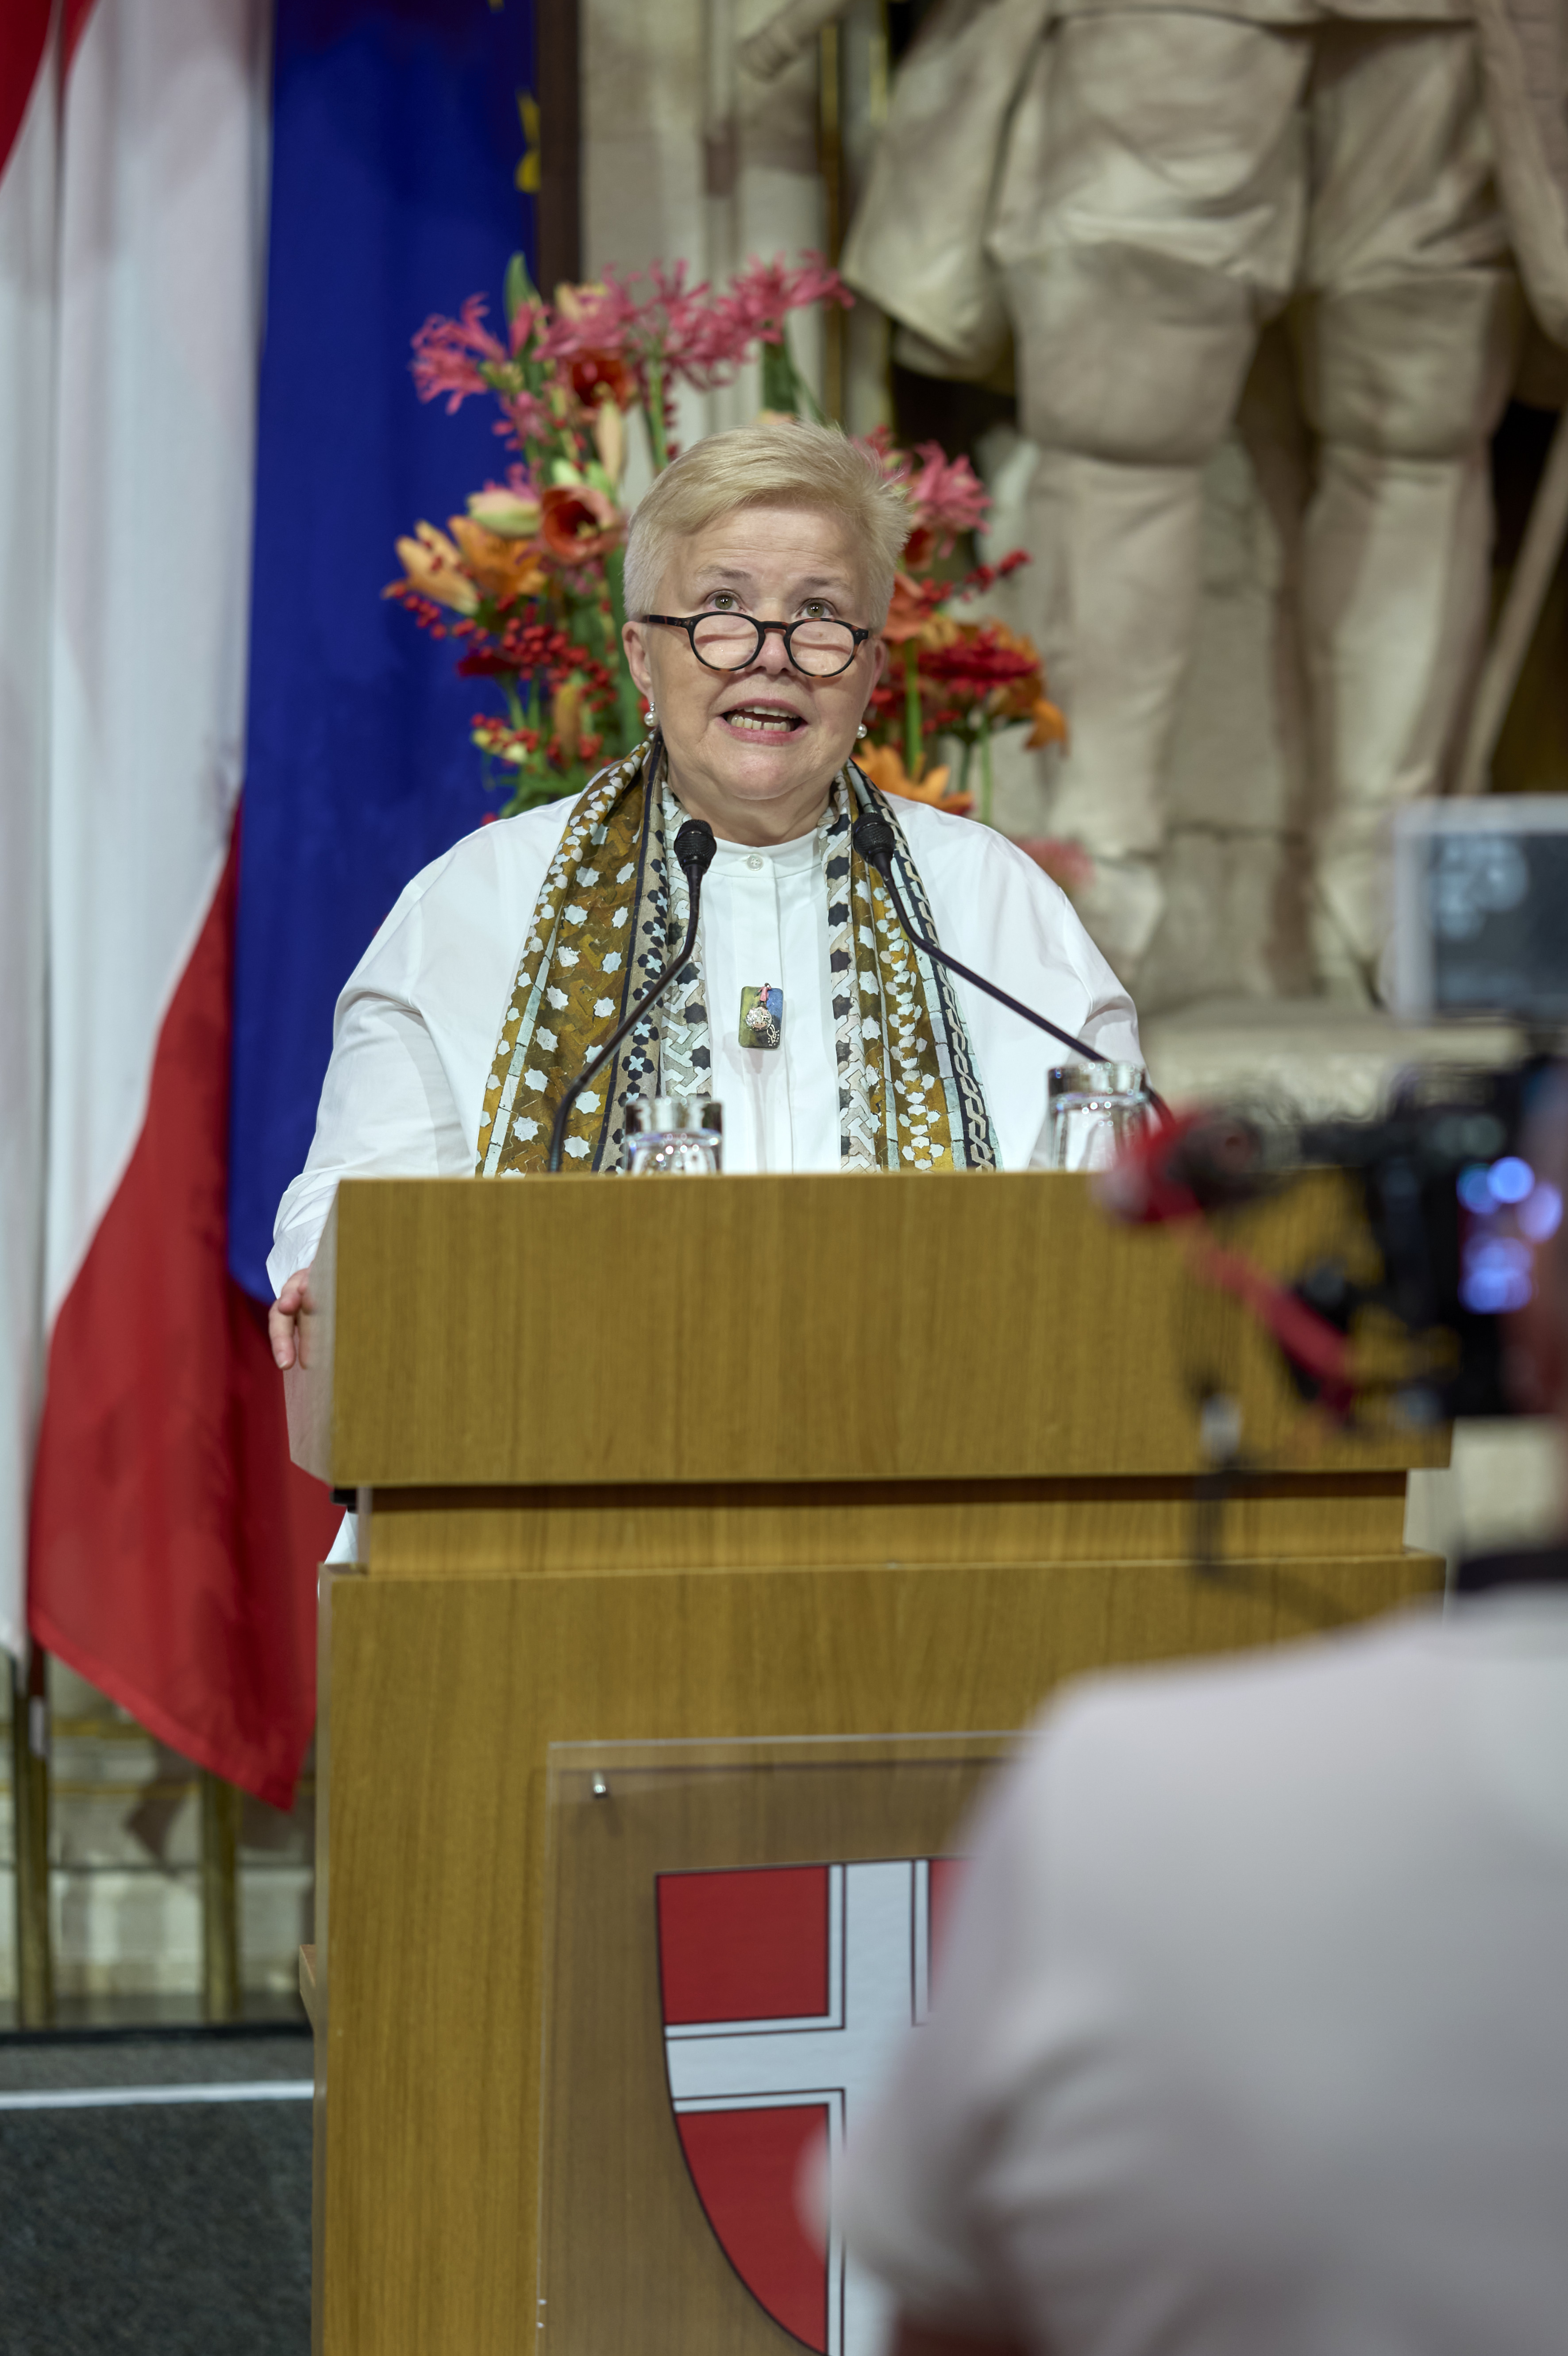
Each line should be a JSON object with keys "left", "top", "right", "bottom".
{"left": 1109, "top": 799, "right": 1568, "bottom": 1425}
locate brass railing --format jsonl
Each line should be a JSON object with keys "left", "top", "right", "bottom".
{"left": 4, "top": 1648, "right": 307, "bottom": 2029}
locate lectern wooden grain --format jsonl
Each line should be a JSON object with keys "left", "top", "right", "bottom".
{"left": 287, "top": 1171, "right": 1445, "bottom": 2356}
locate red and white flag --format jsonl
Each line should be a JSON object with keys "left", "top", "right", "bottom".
{"left": 4, "top": 0, "right": 334, "bottom": 1803}
{"left": 0, "top": 5, "right": 58, "bottom": 1670}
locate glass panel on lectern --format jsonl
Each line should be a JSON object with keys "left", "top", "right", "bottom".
{"left": 536, "top": 1733, "right": 1020, "bottom": 2356}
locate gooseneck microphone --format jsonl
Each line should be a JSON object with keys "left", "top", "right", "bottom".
{"left": 850, "top": 801, "right": 1171, "bottom": 1124}
{"left": 851, "top": 804, "right": 1099, "bottom": 1059}
{"left": 547, "top": 816, "right": 718, "bottom": 1172}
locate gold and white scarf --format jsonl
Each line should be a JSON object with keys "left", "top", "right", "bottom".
{"left": 476, "top": 739, "right": 997, "bottom": 1174}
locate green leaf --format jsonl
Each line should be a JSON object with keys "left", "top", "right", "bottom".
{"left": 503, "top": 251, "right": 536, "bottom": 327}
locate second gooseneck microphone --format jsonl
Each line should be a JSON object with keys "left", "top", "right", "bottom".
{"left": 850, "top": 804, "right": 1103, "bottom": 1064}
{"left": 546, "top": 816, "right": 718, "bottom": 1172}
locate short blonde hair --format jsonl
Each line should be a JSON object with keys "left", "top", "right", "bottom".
{"left": 623, "top": 417, "right": 909, "bottom": 626}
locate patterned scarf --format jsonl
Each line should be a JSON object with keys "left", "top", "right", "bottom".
{"left": 476, "top": 738, "right": 997, "bottom": 1175}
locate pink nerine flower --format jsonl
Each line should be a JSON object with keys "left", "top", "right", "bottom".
{"left": 496, "top": 389, "right": 554, "bottom": 447}
{"left": 905, "top": 442, "right": 990, "bottom": 545}
{"left": 858, "top": 424, "right": 911, "bottom": 488}
{"left": 540, "top": 254, "right": 851, "bottom": 391}
{"left": 411, "top": 294, "right": 542, "bottom": 412}
{"left": 855, "top": 430, "right": 991, "bottom": 568}
{"left": 540, "top": 273, "right": 647, "bottom": 368}
{"left": 708, "top": 253, "right": 851, "bottom": 361}
{"left": 540, "top": 263, "right": 720, "bottom": 392}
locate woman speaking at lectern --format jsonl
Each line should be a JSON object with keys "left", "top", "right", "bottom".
{"left": 268, "top": 418, "right": 1140, "bottom": 1364}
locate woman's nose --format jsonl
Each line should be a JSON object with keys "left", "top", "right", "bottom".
{"left": 754, "top": 629, "right": 791, "bottom": 674}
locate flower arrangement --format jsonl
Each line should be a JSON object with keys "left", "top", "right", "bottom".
{"left": 386, "top": 251, "right": 1087, "bottom": 896}
{"left": 848, "top": 432, "right": 1079, "bottom": 884}
{"left": 386, "top": 252, "right": 849, "bottom": 812}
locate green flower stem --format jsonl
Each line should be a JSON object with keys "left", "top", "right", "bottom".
{"left": 795, "top": 320, "right": 825, "bottom": 420}
{"left": 643, "top": 353, "right": 670, "bottom": 474}
{"left": 760, "top": 335, "right": 797, "bottom": 415}
{"left": 578, "top": 585, "right": 611, "bottom": 667}
{"left": 957, "top": 735, "right": 974, "bottom": 805}
{"left": 605, "top": 546, "right": 645, "bottom": 752}
{"left": 903, "top": 643, "right": 922, "bottom": 777}
{"left": 979, "top": 720, "right": 995, "bottom": 829}
{"left": 757, "top": 322, "right": 827, "bottom": 424}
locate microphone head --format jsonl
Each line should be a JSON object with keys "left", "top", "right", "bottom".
{"left": 852, "top": 809, "right": 897, "bottom": 872}
{"left": 674, "top": 817, "right": 717, "bottom": 879}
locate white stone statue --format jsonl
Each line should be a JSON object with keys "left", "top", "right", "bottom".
{"left": 842, "top": 1, "right": 1568, "bottom": 986}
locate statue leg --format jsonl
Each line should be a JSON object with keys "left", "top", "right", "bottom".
{"left": 992, "top": 15, "right": 1311, "bottom": 974}
{"left": 1294, "top": 25, "right": 1523, "bottom": 983}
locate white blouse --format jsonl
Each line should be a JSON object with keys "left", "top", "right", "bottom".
{"left": 268, "top": 793, "right": 1141, "bottom": 1291}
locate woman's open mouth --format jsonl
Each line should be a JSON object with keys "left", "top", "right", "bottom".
{"left": 720, "top": 702, "right": 806, "bottom": 737}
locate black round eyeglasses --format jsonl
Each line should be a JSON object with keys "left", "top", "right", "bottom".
{"left": 639, "top": 610, "right": 871, "bottom": 680}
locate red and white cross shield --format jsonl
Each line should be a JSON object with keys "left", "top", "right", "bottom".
{"left": 656, "top": 1858, "right": 963, "bottom": 2356}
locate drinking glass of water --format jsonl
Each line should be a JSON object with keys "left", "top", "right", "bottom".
{"left": 1046, "top": 1063, "right": 1151, "bottom": 1171}
{"left": 626, "top": 1097, "right": 724, "bottom": 1174}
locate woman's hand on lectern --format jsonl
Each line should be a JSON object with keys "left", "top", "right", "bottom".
{"left": 269, "top": 1267, "right": 312, "bottom": 1370}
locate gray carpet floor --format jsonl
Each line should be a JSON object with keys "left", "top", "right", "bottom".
{"left": 0, "top": 2029, "right": 312, "bottom": 2356}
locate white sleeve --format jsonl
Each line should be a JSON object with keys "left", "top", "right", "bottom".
{"left": 1023, "top": 898, "right": 1143, "bottom": 1166}
{"left": 266, "top": 886, "right": 472, "bottom": 1293}
{"left": 265, "top": 797, "right": 586, "bottom": 1293}
{"left": 1009, "top": 862, "right": 1142, "bottom": 1169}
{"left": 1051, "top": 901, "right": 1142, "bottom": 1068}
{"left": 902, "top": 809, "right": 1143, "bottom": 1172}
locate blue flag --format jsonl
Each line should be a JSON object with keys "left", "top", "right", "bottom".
{"left": 230, "top": 0, "right": 537, "bottom": 1297}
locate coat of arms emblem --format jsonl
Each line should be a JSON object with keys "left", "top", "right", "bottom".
{"left": 656, "top": 1858, "right": 964, "bottom": 2356}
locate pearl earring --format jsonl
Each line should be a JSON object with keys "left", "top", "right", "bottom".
{"left": 857, "top": 722, "right": 868, "bottom": 739}
{"left": 644, "top": 703, "right": 657, "bottom": 724}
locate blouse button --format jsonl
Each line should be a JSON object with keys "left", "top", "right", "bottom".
{"left": 746, "top": 854, "right": 764, "bottom": 871}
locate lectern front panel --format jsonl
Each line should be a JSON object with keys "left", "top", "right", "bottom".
{"left": 537, "top": 1736, "right": 1014, "bottom": 2356}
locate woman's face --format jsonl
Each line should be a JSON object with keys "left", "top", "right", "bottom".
{"left": 622, "top": 500, "right": 887, "bottom": 845}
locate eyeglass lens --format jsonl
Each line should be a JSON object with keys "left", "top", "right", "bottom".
{"left": 691, "top": 612, "right": 858, "bottom": 677}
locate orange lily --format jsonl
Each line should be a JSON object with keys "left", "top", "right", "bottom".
{"left": 387, "top": 521, "right": 479, "bottom": 615}
{"left": 448, "top": 513, "right": 548, "bottom": 603}
{"left": 856, "top": 739, "right": 973, "bottom": 815}
{"left": 1024, "top": 696, "right": 1068, "bottom": 750}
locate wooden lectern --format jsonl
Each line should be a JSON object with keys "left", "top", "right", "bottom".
{"left": 287, "top": 1171, "right": 1445, "bottom": 2356}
